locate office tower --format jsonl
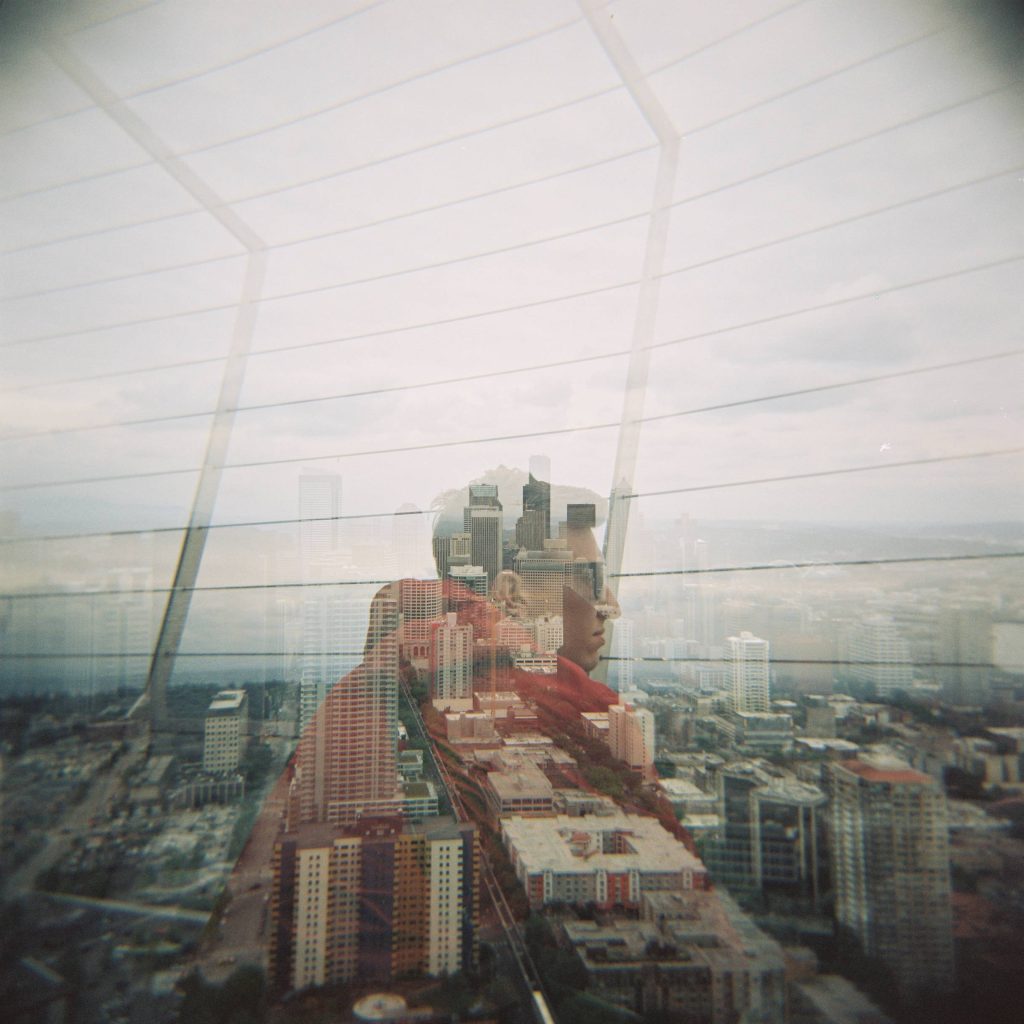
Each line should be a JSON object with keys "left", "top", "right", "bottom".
{"left": 468, "top": 508, "right": 501, "bottom": 587}
{"left": 522, "top": 457, "right": 551, "bottom": 543}
{"left": 828, "top": 751, "right": 954, "bottom": 1003}
{"left": 513, "top": 547, "right": 571, "bottom": 619}
{"left": 299, "top": 472, "right": 342, "bottom": 567}
{"left": 515, "top": 508, "right": 546, "bottom": 552}
{"left": 399, "top": 579, "right": 443, "bottom": 662}
{"left": 750, "top": 781, "right": 829, "bottom": 911}
{"left": 607, "top": 702, "right": 655, "bottom": 773}
{"left": 845, "top": 616, "right": 913, "bottom": 698}
{"left": 609, "top": 616, "right": 635, "bottom": 692}
{"left": 292, "top": 593, "right": 401, "bottom": 826}
{"left": 937, "top": 605, "right": 993, "bottom": 706}
{"left": 203, "top": 689, "right": 248, "bottom": 773}
{"left": 270, "top": 816, "right": 478, "bottom": 992}
{"left": 566, "top": 502, "right": 595, "bottom": 529}
{"left": 430, "top": 612, "right": 474, "bottom": 711}
{"left": 727, "top": 631, "right": 770, "bottom": 712}
{"left": 448, "top": 565, "right": 489, "bottom": 598}
{"left": 704, "top": 763, "right": 765, "bottom": 893}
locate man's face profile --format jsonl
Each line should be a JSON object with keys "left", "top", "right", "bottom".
{"left": 558, "top": 526, "right": 620, "bottom": 674}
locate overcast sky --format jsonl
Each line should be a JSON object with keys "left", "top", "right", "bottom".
{"left": 1, "top": 0, "right": 1022, "bottom": 617}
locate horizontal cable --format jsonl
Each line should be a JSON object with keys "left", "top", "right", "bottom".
{"left": 0, "top": 204, "right": 647, "bottom": 317}
{"left": 667, "top": 27, "right": 946, "bottom": 140}
{"left": 0, "top": 353, "right": 228, "bottom": 396}
{"left": 177, "top": 17, "right": 583, "bottom": 158}
{"left": 0, "top": 12, "right": 578, "bottom": 203}
{"left": 1, "top": 142, "right": 655, "bottom": 313}
{"left": 606, "top": 656, "right": 1006, "bottom": 670}
{"left": 611, "top": 550, "right": 1024, "bottom": 579}
{"left": 6, "top": 67, "right": 1003, "bottom": 275}
{"left": 0, "top": 78, "right": 619, "bottom": 212}
{"left": 1, "top": 142, "right": 654, "bottom": 275}
{"left": 1, "top": 336, "right": 1017, "bottom": 467}
{"left": 0, "top": 348, "right": 632, "bottom": 441}
{"left": 2, "top": 550, "right": 1020, "bottom": 603}
{"left": 1, "top": 650, "right": 364, "bottom": 659}
{"left": 0, "top": 21, "right": 942, "bottom": 263}
{"left": 124, "top": 1, "right": 395, "bottom": 101}
{"left": 645, "top": 0, "right": 816, "bottom": 76}
{"left": 1, "top": 578, "right": 393, "bottom": 601}
{"left": 657, "top": 162, "right": 1023, "bottom": 284}
{"left": 1, "top": 653, "right": 1008, "bottom": 671}
{"left": 3, "top": 340, "right": 1020, "bottom": 490}
{"left": 0, "top": 507, "right": 434, "bottom": 546}
{"left": 4, "top": 438, "right": 1021, "bottom": 548}
{"left": 2, "top": 34, "right": 946, "bottom": 337}
{"left": 7, "top": 153, "right": 1013, "bottom": 359}
{"left": 646, "top": 252, "right": 1024, "bottom": 354}
{"left": 618, "top": 446, "right": 1024, "bottom": 502}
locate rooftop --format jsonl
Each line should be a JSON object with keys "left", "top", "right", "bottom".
{"left": 503, "top": 812, "right": 705, "bottom": 876}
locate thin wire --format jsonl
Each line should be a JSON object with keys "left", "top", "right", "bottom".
{"left": 0, "top": 349, "right": 632, "bottom": 441}
{"left": 0, "top": 80, "right": 620, "bottom": 209}
{"left": 620, "top": 446, "right": 1024, "bottom": 502}
{"left": 0, "top": 651, "right": 364, "bottom": 659}
{"left": 611, "top": 550, "right": 1024, "bottom": 579}
{"left": 1, "top": 578, "right": 394, "bottom": 601}
{"left": 600, "top": 656, "right": 1007, "bottom": 670}
{"left": 657, "top": 162, "right": 1023, "bottom": 284}
{"left": 8, "top": 149, "right": 1017, "bottom": 364}
{"left": 4, "top": 155, "right": 1015, "bottom": 385}
{"left": 646, "top": 252, "right": 1024, "bottom": 355}
{"left": 3, "top": 342, "right": 1020, "bottom": 490}
{"left": 3, "top": 550, "right": 1020, "bottom": 602}
{"left": 0, "top": 140, "right": 655, "bottom": 262}
{"left": 671, "top": 27, "right": 946, "bottom": 139}
{"left": 0, "top": 205, "right": 647, "bottom": 314}
{"left": 0, "top": 507, "right": 434, "bottom": 546}
{"left": 646, "top": 0, "right": 816, "bottom": 76}
{"left": 0, "top": 20, "right": 939, "bottom": 222}
{"left": 0, "top": 653, "right": 1006, "bottom": 670}
{"left": 5, "top": 73, "right": 1004, "bottom": 267}
{"left": 0, "top": 445, "right": 1019, "bottom": 548}
{"left": 175, "top": 17, "right": 583, "bottom": 158}
{"left": 2, "top": 34, "right": 958, "bottom": 313}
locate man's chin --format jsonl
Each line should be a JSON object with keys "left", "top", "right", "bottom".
{"left": 560, "top": 650, "right": 598, "bottom": 675}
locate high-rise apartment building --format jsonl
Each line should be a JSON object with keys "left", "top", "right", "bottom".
{"left": 298, "top": 581, "right": 367, "bottom": 735}
{"left": 937, "top": 605, "right": 993, "bottom": 706}
{"left": 299, "top": 472, "right": 342, "bottom": 566}
{"left": 291, "top": 593, "right": 401, "bottom": 826}
{"left": 828, "top": 751, "right": 955, "bottom": 1003}
{"left": 727, "top": 631, "right": 770, "bottom": 712}
{"left": 399, "top": 579, "right": 443, "bottom": 662}
{"left": 607, "top": 702, "right": 655, "bottom": 773}
{"left": 297, "top": 473, "right": 350, "bottom": 735}
{"left": 609, "top": 616, "right": 635, "bottom": 692}
{"left": 430, "top": 612, "right": 474, "bottom": 712}
{"left": 203, "top": 689, "right": 248, "bottom": 773}
{"left": 844, "top": 616, "right": 913, "bottom": 698}
{"left": 270, "top": 816, "right": 478, "bottom": 993}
